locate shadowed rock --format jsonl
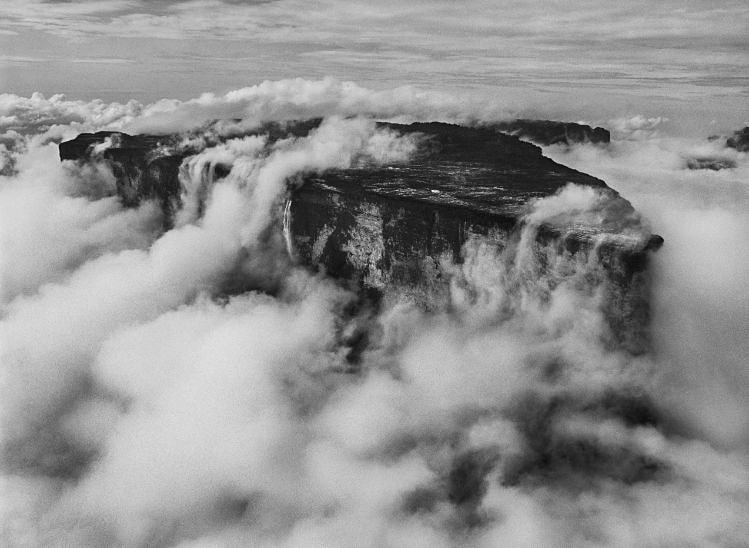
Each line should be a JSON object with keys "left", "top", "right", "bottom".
{"left": 485, "top": 119, "right": 610, "bottom": 146}
{"left": 59, "top": 120, "right": 661, "bottom": 353}
{"left": 726, "top": 126, "right": 749, "bottom": 152}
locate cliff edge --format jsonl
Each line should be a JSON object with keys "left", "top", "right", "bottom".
{"left": 60, "top": 120, "right": 662, "bottom": 353}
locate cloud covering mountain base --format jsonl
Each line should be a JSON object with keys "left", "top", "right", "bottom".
{"left": 1, "top": 80, "right": 748, "bottom": 547}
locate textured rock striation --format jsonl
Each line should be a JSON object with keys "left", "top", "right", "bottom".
{"left": 60, "top": 120, "right": 661, "bottom": 353}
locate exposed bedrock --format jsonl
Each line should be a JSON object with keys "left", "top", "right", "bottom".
{"left": 60, "top": 120, "right": 662, "bottom": 353}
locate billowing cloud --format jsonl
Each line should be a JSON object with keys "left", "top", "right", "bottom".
{"left": 1, "top": 82, "right": 748, "bottom": 547}
{"left": 2, "top": 1, "right": 747, "bottom": 132}
{"left": 546, "top": 133, "right": 749, "bottom": 448}
{"left": 0, "top": 78, "right": 507, "bottom": 147}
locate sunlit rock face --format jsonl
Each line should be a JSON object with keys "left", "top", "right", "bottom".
{"left": 60, "top": 121, "right": 661, "bottom": 353}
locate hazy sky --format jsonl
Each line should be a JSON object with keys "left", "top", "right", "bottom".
{"left": 1, "top": 0, "right": 748, "bottom": 133}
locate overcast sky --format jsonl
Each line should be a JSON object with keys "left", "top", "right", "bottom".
{"left": 1, "top": 0, "right": 748, "bottom": 133}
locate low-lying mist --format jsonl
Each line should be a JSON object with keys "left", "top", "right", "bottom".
{"left": 547, "top": 133, "right": 749, "bottom": 450}
{"left": 1, "top": 80, "right": 747, "bottom": 547}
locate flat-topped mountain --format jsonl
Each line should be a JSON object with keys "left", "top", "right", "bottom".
{"left": 60, "top": 120, "right": 661, "bottom": 353}
{"left": 59, "top": 120, "right": 615, "bottom": 224}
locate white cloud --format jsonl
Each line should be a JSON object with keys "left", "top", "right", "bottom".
{"left": 1, "top": 82, "right": 748, "bottom": 547}
{"left": 2, "top": 1, "right": 747, "bottom": 132}
{"left": 547, "top": 134, "right": 749, "bottom": 448}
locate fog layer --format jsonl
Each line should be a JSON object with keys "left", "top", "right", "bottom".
{"left": 1, "top": 81, "right": 747, "bottom": 547}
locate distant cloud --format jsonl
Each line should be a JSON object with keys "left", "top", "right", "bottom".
{"left": 4, "top": 1, "right": 747, "bottom": 47}
{"left": 1, "top": 1, "right": 747, "bottom": 132}
{"left": 0, "top": 78, "right": 507, "bottom": 142}
{"left": 608, "top": 115, "right": 669, "bottom": 140}
{"left": 0, "top": 55, "right": 49, "bottom": 63}
{"left": 70, "top": 58, "right": 134, "bottom": 64}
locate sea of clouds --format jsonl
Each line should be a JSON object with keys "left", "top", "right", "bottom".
{"left": 1, "top": 78, "right": 747, "bottom": 547}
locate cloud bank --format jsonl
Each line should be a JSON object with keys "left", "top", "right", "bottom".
{"left": 0, "top": 78, "right": 505, "bottom": 145}
{"left": 1, "top": 81, "right": 748, "bottom": 547}
{"left": 2, "top": 1, "right": 747, "bottom": 133}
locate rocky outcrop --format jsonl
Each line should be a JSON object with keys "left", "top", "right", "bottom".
{"left": 486, "top": 119, "right": 610, "bottom": 146}
{"left": 58, "top": 120, "right": 326, "bottom": 216}
{"left": 684, "top": 156, "right": 736, "bottom": 171}
{"left": 683, "top": 126, "right": 748, "bottom": 170}
{"left": 726, "top": 127, "right": 749, "bottom": 152}
{"left": 59, "top": 131, "right": 184, "bottom": 215}
{"left": 60, "top": 120, "right": 661, "bottom": 353}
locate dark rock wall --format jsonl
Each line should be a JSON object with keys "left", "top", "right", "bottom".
{"left": 59, "top": 121, "right": 660, "bottom": 354}
{"left": 288, "top": 180, "right": 659, "bottom": 354}
{"left": 60, "top": 131, "right": 185, "bottom": 218}
{"left": 289, "top": 181, "right": 510, "bottom": 297}
{"left": 487, "top": 119, "right": 611, "bottom": 146}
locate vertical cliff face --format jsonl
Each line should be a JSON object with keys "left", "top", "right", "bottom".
{"left": 59, "top": 121, "right": 661, "bottom": 353}
{"left": 287, "top": 179, "right": 659, "bottom": 354}
{"left": 288, "top": 183, "right": 486, "bottom": 296}
{"left": 59, "top": 131, "right": 185, "bottom": 217}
